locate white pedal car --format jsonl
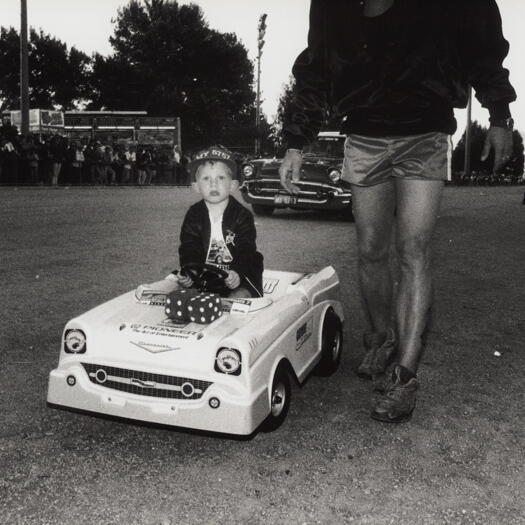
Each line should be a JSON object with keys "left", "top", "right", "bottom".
{"left": 47, "top": 266, "right": 344, "bottom": 435}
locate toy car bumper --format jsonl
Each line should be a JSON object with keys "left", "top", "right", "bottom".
{"left": 47, "top": 364, "right": 269, "bottom": 435}
{"left": 241, "top": 180, "right": 352, "bottom": 211}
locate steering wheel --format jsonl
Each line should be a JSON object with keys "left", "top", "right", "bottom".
{"left": 181, "top": 263, "right": 228, "bottom": 292}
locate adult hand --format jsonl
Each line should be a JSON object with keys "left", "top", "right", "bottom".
{"left": 224, "top": 270, "right": 241, "bottom": 290}
{"left": 279, "top": 149, "right": 303, "bottom": 195}
{"left": 177, "top": 273, "right": 194, "bottom": 288}
{"left": 481, "top": 126, "right": 513, "bottom": 173}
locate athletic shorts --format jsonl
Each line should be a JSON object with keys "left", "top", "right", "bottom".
{"left": 342, "top": 132, "right": 452, "bottom": 186}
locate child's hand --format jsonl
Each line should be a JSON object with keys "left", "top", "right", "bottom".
{"left": 177, "top": 273, "right": 194, "bottom": 288}
{"left": 224, "top": 270, "right": 241, "bottom": 289}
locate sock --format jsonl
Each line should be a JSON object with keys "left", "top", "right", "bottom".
{"left": 393, "top": 364, "right": 416, "bottom": 384}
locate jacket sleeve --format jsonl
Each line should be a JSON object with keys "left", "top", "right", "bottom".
{"left": 178, "top": 208, "right": 204, "bottom": 270}
{"left": 458, "top": 0, "right": 516, "bottom": 121}
{"left": 229, "top": 210, "right": 260, "bottom": 278}
{"left": 282, "top": 0, "right": 331, "bottom": 149}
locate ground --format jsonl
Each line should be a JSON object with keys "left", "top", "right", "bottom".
{"left": 1, "top": 185, "right": 524, "bottom": 525}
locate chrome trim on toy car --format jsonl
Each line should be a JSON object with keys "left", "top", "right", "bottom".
{"left": 82, "top": 363, "right": 212, "bottom": 400}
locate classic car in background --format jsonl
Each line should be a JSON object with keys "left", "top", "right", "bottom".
{"left": 240, "top": 132, "right": 353, "bottom": 220}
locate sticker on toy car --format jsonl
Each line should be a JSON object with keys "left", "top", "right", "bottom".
{"left": 296, "top": 318, "right": 313, "bottom": 351}
{"left": 129, "top": 323, "right": 200, "bottom": 339}
{"left": 222, "top": 298, "right": 252, "bottom": 315}
{"left": 263, "top": 278, "right": 279, "bottom": 294}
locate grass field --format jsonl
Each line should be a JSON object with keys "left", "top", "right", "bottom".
{"left": 1, "top": 185, "right": 524, "bottom": 524}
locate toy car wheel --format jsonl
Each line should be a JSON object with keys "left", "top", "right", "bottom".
{"left": 315, "top": 308, "right": 343, "bottom": 376}
{"left": 261, "top": 363, "right": 291, "bottom": 432}
{"left": 252, "top": 204, "right": 274, "bottom": 216}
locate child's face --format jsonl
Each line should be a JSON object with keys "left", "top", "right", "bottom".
{"left": 193, "top": 161, "right": 238, "bottom": 204}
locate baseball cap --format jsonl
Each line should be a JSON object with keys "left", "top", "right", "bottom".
{"left": 189, "top": 145, "right": 238, "bottom": 179}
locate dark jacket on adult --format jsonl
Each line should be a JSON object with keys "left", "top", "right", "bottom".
{"left": 284, "top": 0, "right": 516, "bottom": 148}
{"left": 178, "top": 196, "right": 264, "bottom": 297}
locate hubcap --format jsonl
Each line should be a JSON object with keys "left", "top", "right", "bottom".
{"left": 331, "top": 331, "right": 341, "bottom": 361}
{"left": 271, "top": 381, "right": 286, "bottom": 417}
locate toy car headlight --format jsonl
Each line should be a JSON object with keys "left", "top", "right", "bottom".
{"left": 215, "top": 347, "right": 242, "bottom": 375}
{"left": 64, "top": 329, "right": 86, "bottom": 354}
{"left": 329, "top": 169, "right": 341, "bottom": 182}
{"left": 243, "top": 165, "right": 255, "bottom": 178}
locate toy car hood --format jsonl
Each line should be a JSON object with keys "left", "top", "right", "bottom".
{"left": 61, "top": 289, "right": 310, "bottom": 374}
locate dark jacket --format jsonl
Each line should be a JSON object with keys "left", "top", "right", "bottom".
{"left": 284, "top": 0, "right": 516, "bottom": 147}
{"left": 178, "top": 197, "right": 264, "bottom": 297}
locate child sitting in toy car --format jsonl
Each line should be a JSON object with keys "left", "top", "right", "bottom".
{"left": 137, "top": 146, "right": 264, "bottom": 301}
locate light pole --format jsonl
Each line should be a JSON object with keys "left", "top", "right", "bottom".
{"left": 464, "top": 86, "right": 472, "bottom": 179}
{"left": 255, "top": 13, "right": 267, "bottom": 157}
{"left": 20, "top": 0, "right": 30, "bottom": 135}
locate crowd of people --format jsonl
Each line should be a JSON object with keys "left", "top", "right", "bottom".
{"left": 0, "top": 124, "right": 190, "bottom": 186}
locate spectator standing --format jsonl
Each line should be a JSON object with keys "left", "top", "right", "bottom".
{"left": 102, "top": 146, "right": 116, "bottom": 185}
{"left": 0, "top": 139, "right": 6, "bottom": 183}
{"left": 93, "top": 142, "right": 106, "bottom": 184}
{"left": 136, "top": 147, "right": 148, "bottom": 185}
{"left": 145, "top": 147, "right": 157, "bottom": 185}
{"left": 179, "top": 153, "right": 190, "bottom": 185}
{"left": 83, "top": 141, "right": 97, "bottom": 184}
{"left": 26, "top": 142, "right": 39, "bottom": 184}
{"left": 68, "top": 141, "right": 85, "bottom": 185}
{"left": 122, "top": 145, "right": 136, "bottom": 184}
{"left": 2, "top": 138, "right": 19, "bottom": 184}
{"left": 49, "top": 135, "right": 65, "bottom": 186}
{"left": 173, "top": 144, "right": 181, "bottom": 184}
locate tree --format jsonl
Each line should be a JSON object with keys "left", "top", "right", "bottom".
{"left": 0, "top": 27, "right": 91, "bottom": 111}
{"left": 270, "top": 77, "right": 296, "bottom": 151}
{"left": 90, "top": 0, "right": 256, "bottom": 150}
{"left": 271, "top": 76, "right": 337, "bottom": 152}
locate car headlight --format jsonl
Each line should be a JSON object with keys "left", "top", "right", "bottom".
{"left": 329, "top": 169, "right": 341, "bottom": 182}
{"left": 243, "top": 165, "right": 254, "bottom": 178}
{"left": 64, "top": 329, "right": 86, "bottom": 354}
{"left": 215, "top": 347, "right": 242, "bottom": 375}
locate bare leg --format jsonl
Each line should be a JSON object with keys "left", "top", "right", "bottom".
{"left": 351, "top": 181, "right": 397, "bottom": 332}
{"left": 227, "top": 286, "right": 252, "bottom": 299}
{"left": 394, "top": 178, "right": 444, "bottom": 373}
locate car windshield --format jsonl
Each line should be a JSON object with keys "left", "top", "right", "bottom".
{"left": 303, "top": 136, "right": 345, "bottom": 158}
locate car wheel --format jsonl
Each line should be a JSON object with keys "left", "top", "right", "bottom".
{"left": 340, "top": 204, "right": 354, "bottom": 222}
{"left": 315, "top": 308, "right": 343, "bottom": 376}
{"left": 261, "top": 363, "right": 291, "bottom": 432}
{"left": 252, "top": 204, "right": 274, "bottom": 216}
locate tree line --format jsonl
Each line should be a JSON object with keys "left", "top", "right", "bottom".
{"left": 1, "top": 0, "right": 523, "bottom": 175}
{"left": 0, "top": 0, "right": 270, "bottom": 152}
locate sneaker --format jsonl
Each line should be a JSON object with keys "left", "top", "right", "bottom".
{"left": 372, "top": 363, "right": 395, "bottom": 393}
{"left": 370, "top": 365, "right": 419, "bottom": 423}
{"left": 357, "top": 328, "right": 396, "bottom": 378}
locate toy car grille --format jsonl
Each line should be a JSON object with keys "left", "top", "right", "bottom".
{"left": 81, "top": 363, "right": 212, "bottom": 400}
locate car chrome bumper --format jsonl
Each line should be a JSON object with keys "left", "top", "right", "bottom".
{"left": 47, "top": 364, "right": 269, "bottom": 435}
{"left": 241, "top": 180, "right": 352, "bottom": 210}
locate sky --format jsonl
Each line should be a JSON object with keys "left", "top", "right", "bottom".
{"left": 2, "top": 0, "right": 524, "bottom": 145}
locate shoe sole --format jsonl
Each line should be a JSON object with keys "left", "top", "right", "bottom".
{"left": 370, "top": 409, "right": 414, "bottom": 424}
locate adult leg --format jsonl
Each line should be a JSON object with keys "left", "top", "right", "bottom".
{"left": 352, "top": 180, "right": 396, "bottom": 334}
{"left": 371, "top": 178, "right": 443, "bottom": 423}
{"left": 394, "top": 178, "right": 444, "bottom": 373}
{"left": 352, "top": 181, "right": 399, "bottom": 376}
